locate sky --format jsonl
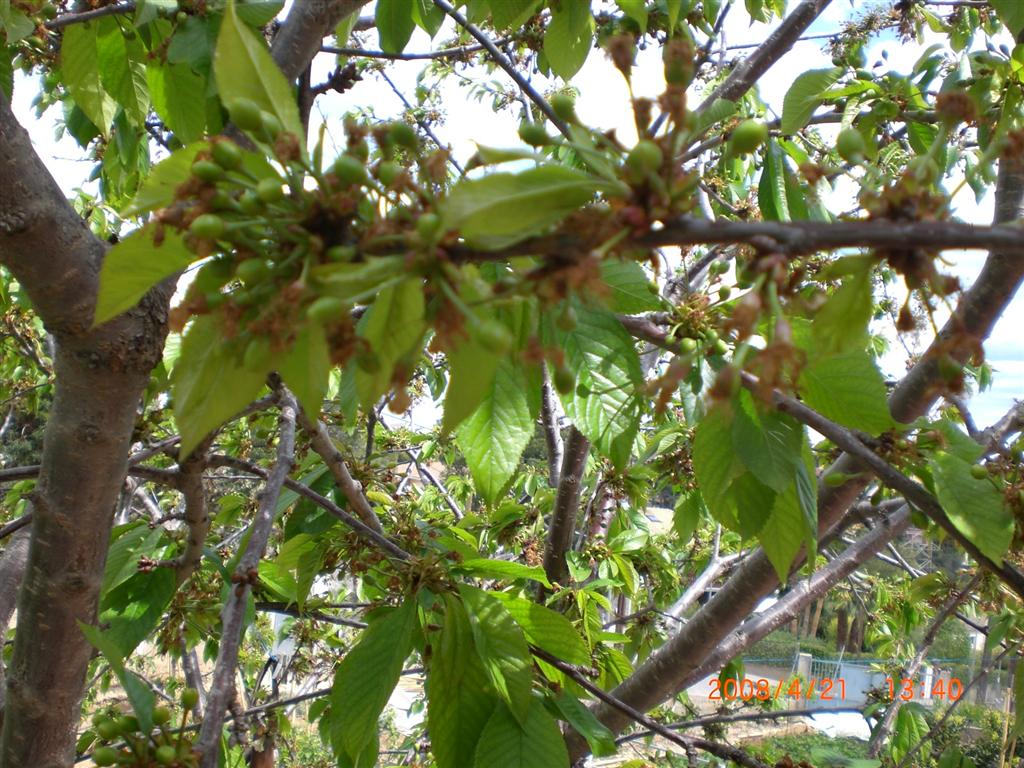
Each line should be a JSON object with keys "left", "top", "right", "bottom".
{"left": 8, "top": 0, "right": 1022, "bottom": 430}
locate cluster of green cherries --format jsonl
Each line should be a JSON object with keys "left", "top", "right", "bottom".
{"left": 87, "top": 688, "right": 200, "bottom": 767}
{"left": 178, "top": 97, "right": 433, "bottom": 348}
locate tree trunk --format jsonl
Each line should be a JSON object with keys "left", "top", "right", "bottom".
{"left": 836, "top": 608, "right": 849, "bottom": 652}
{"left": 0, "top": 528, "right": 31, "bottom": 723}
{"left": 808, "top": 598, "right": 824, "bottom": 640}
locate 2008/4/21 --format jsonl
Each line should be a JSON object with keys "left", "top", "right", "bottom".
{"left": 887, "top": 677, "right": 964, "bottom": 701}
{"left": 708, "top": 677, "right": 847, "bottom": 701}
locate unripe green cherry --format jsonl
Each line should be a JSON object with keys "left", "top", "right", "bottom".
{"left": 476, "top": 319, "right": 513, "bottom": 354}
{"left": 211, "top": 139, "right": 243, "bottom": 170}
{"left": 326, "top": 245, "right": 357, "bottom": 261}
{"left": 836, "top": 127, "right": 867, "bottom": 163}
{"left": 518, "top": 121, "right": 550, "bottom": 147}
{"left": 626, "top": 140, "right": 663, "bottom": 176}
{"left": 96, "top": 719, "right": 120, "bottom": 741}
{"left": 259, "top": 111, "right": 284, "bottom": 141}
{"left": 181, "top": 688, "right": 200, "bottom": 711}
{"left": 191, "top": 160, "right": 224, "bottom": 183}
{"left": 549, "top": 93, "right": 576, "bottom": 123}
{"left": 189, "top": 214, "right": 225, "bottom": 239}
{"left": 729, "top": 119, "right": 768, "bottom": 154}
{"left": 333, "top": 154, "right": 367, "bottom": 186}
{"left": 92, "top": 746, "right": 119, "bottom": 766}
{"left": 416, "top": 212, "right": 442, "bottom": 242}
{"left": 377, "top": 161, "right": 401, "bottom": 186}
{"left": 389, "top": 121, "right": 419, "bottom": 150}
{"left": 239, "top": 190, "right": 263, "bottom": 214}
{"left": 256, "top": 177, "right": 284, "bottom": 203}
{"left": 155, "top": 745, "right": 177, "bottom": 765}
{"left": 228, "top": 98, "right": 262, "bottom": 132}
{"left": 235, "top": 258, "right": 271, "bottom": 284}
{"left": 152, "top": 706, "right": 172, "bottom": 726}
{"left": 970, "top": 464, "right": 988, "bottom": 480}
{"left": 553, "top": 366, "right": 575, "bottom": 394}
{"left": 307, "top": 296, "right": 348, "bottom": 324}
{"left": 679, "top": 337, "right": 697, "bottom": 353}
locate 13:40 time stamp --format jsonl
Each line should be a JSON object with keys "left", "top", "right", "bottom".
{"left": 709, "top": 677, "right": 964, "bottom": 702}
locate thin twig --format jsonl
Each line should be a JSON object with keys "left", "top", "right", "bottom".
{"left": 430, "top": 0, "right": 571, "bottom": 138}
{"left": 195, "top": 389, "right": 297, "bottom": 768}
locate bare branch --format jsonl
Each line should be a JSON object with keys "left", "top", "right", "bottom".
{"left": 531, "top": 646, "right": 770, "bottom": 768}
{"left": 746, "top": 370, "right": 1024, "bottom": 600}
{"left": 174, "top": 439, "right": 212, "bottom": 585}
{"left": 295, "top": 410, "right": 386, "bottom": 534}
{"left": 867, "top": 573, "right": 981, "bottom": 757}
{"left": 271, "top": 0, "right": 370, "bottom": 80}
{"left": 206, "top": 455, "right": 411, "bottom": 561}
{"left": 540, "top": 366, "right": 565, "bottom": 488}
{"left": 195, "top": 391, "right": 296, "bottom": 767}
{"left": 255, "top": 601, "right": 367, "bottom": 629}
{"left": 541, "top": 427, "right": 590, "bottom": 588}
{"left": 696, "top": 0, "right": 834, "bottom": 118}
{"left": 45, "top": 2, "right": 134, "bottom": 29}
{"left": 321, "top": 39, "right": 502, "bottom": 61}
{"left": 431, "top": 0, "right": 571, "bottom": 138}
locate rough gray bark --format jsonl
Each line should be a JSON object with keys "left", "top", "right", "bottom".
{"left": 567, "top": 164, "right": 1024, "bottom": 760}
{"left": 541, "top": 427, "right": 590, "bottom": 588}
{"left": 0, "top": 528, "right": 30, "bottom": 719}
{"left": 0, "top": 91, "right": 173, "bottom": 768}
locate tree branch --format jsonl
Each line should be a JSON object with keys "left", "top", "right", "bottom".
{"left": 295, "top": 410, "right": 385, "bottom": 534}
{"left": 746, "top": 370, "right": 1024, "bottom": 600}
{"left": 540, "top": 366, "right": 565, "bottom": 488}
{"left": 174, "top": 438, "right": 212, "bottom": 585}
{"left": 431, "top": 0, "right": 571, "bottom": 138}
{"left": 531, "top": 647, "right": 770, "bottom": 768}
{"left": 195, "top": 390, "right": 296, "bottom": 767}
{"left": 271, "top": 0, "right": 370, "bottom": 81}
{"left": 696, "top": 0, "right": 834, "bottom": 118}
{"left": 867, "top": 573, "right": 981, "bottom": 757}
{"left": 541, "top": 427, "right": 590, "bottom": 588}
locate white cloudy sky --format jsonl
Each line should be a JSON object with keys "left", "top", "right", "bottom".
{"left": 9, "top": 0, "right": 1022, "bottom": 429}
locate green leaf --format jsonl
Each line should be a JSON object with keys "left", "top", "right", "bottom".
{"left": 543, "top": 0, "right": 594, "bottom": 80}
{"left": 692, "top": 403, "right": 741, "bottom": 525}
{"left": 330, "top": 600, "right": 418, "bottom": 762}
{"left": 355, "top": 279, "right": 425, "bottom": 410}
{"left": 95, "top": 225, "right": 195, "bottom": 325}
{"left": 459, "top": 584, "right": 534, "bottom": 725}
{"left": 600, "top": 261, "right": 662, "bottom": 313}
{"left": 61, "top": 23, "right": 118, "bottom": 135}
{"left": 931, "top": 451, "right": 1013, "bottom": 565}
{"left": 279, "top": 323, "right": 331, "bottom": 418}
{"left": 491, "top": 593, "right": 589, "bottom": 666}
{"left": 694, "top": 97, "right": 736, "bottom": 135}
{"left": 490, "top": 0, "right": 536, "bottom": 30}
{"left": 428, "top": 596, "right": 498, "bottom": 768}
{"left": 236, "top": 0, "right": 284, "bottom": 26}
{"left": 458, "top": 559, "right": 551, "bottom": 588}
{"left": 616, "top": 0, "right": 647, "bottom": 33}
{"left": 799, "top": 350, "right": 894, "bottom": 435}
{"left": 729, "top": 472, "right": 775, "bottom": 538}
{"left": 124, "top": 143, "right": 205, "bottom": 215}
{"left": 100, "top": 568, "right": 176, "bottom": 658}
{"left": 759, "top": 475, "right": 808, "bottom": 581}
{"left": 992, "top": 0, "right": 1024, "bottom": 36}
{"left": 812, "top": 256, "right": 874, "bottom": 355}
{"left": 1014, "top": 663, "right": 1024, "bottom": 739}
{"left": 442, "top": 332, "right": 502, "bottom": 435}
{"left": 147, "top": 63, "right": 207, "bottom": 143}
{"left": 442, "top": 166, "right": 606, "bottom": 250}
{"left": 214, "top": 0, "right": 303, "bottom": 141}
{"left": 780, "top": 67, "right": 843, "bottom": 134}
{"left": 412, "top": 0, "right": 445, "bottom": 36}
{"left": 473, "top": 699, "right": 569, "bottom": 768}
{"left": 79, "top": 622, "right": 156, "bottom": 734}
{"left": 96, "top": 19, "right": 150, "bottom": 126}
{"left": 550, "top": 690, "right": 616, "bottom": 757}
{"left": 732, "top": 390, "right": 803, "bottom": 493}
{"left": 0, "top": 45, "right": 13, "bottom": 101}
{"left": 313, "top": 256, "right": 406, "bottom": 301}
{"left": 456, "top": 360, "right": 535, "bottom": 505}
{"left": 672, "top": 491, "right": 705, "bottom": 543}
{"left": 545, "top": 302, "right": 643, "bottom": 468}
{"left": 172, "top": 316, "right": 268, "bottom": 457}
{"left": 376, "top": 0, "right": 416, "bottom": 53}
{"left": 758, "top": 139, "right": 790, "bottom": 222}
